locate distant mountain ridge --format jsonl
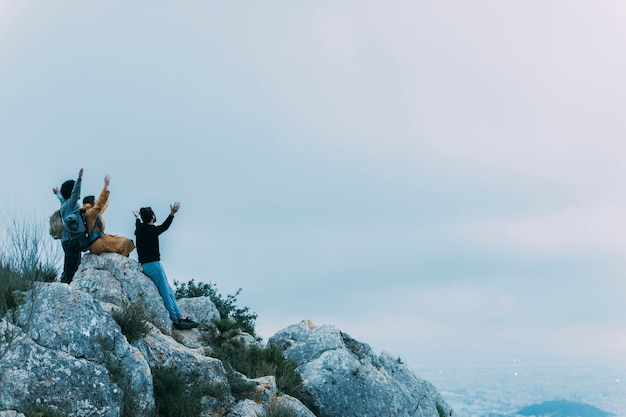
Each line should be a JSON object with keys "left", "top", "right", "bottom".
{"left": 516, "top": 399, "right": 612, "bottom": 417}
{"left": 482, "top": 399, "right": 612, "bottom": 417}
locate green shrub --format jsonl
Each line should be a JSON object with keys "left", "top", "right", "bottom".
{"left": 21, "top": 404, "right": 65, "bottom": 417}
{"left": 0, "top": 210, "right": 61, "bottom": 318}
{"left": 211, "top": 340, "right": 303, "bottom": 399}
{"left": 174, "top": 279, "right": 257, "bottom": 336}
{"left": 173, "top": 280, "right": 311, "bottom": 410}
{"left": 111, "top": 298, "right": 150, "bottom": 343}
{"left": 256, "top": 402, "right": 299, "bottom": 417}
{"left": 152, "top": 364, "right": 217, "bottom": 417}
{"left": 1, "top": 210, "right": 60, "bottom": 283}
{"left": 0, "top": 262, "right": 26, "bottom": 316}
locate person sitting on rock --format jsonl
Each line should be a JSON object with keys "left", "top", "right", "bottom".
{"left": 82, "top": 174, "right": 136, "bottom": 257}
{"left": 133, "top": 202, "right": 199, "bottom": 330}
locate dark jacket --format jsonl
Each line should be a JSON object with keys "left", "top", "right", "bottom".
{"left": 134, "top": 215, "right": 174, "bottom": 264}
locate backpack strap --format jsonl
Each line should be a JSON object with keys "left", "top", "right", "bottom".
{"left": 88, "top": 216, "right": 104, "bottom": 243}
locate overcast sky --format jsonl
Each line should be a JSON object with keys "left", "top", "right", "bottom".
{"left": 2, "top": 1, "right": 626, "bottom": 370}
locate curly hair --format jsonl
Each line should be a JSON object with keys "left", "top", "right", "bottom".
{"left": 60, "top": 180, "right": 75, "bottom": 199}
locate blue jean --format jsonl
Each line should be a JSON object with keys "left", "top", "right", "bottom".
{"left": 141, "top": 261, "right": 182, "bottom": 322}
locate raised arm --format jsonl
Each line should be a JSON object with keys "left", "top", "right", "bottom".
{"left": 69, "top": 168, "right": 84, "bottom": 206}
{"left": 93, "top": 174, "right": 111, "bottom": 213}
{"left": 52, "top": 186, "right": 63, "bottom": 203}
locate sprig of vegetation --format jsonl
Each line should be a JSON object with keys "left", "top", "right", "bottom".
{"left": 21, "top": 404, "right": 65, "bottom": 417}
{"left": 152, "top": 364, "right": 218, "bottom": 417}
{"left": 174, "top": 279, "right": 257, "bottom": 336}
{"left": 0, "top": 211, "right": 60, "bottom": 317}
{"left": 209, "top": 336, "right": 303, "bottom": 399}
{"left": 0, "top": 262, "right": 27, "bottom": 316}
{"left": 111, "top": 298, "right": 151, "bottom": 343}
{"left": 2, "top": 209, "right": 60, "bottom": 283}
{"left": 174, "top": 279, "right": 307, "bottom": 405}
{"left": 257, "top": 402, "right": 299, "bottom": 417}
{"left": 0, "top": 209, "right": 61, "bottom": 361}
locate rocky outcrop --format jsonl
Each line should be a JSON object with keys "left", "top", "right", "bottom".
{"left": 71, "top": 253, "right": 174, "bottom": 333}
{"left": 1, "top": 283, "right": 150, "bottom": 416}
{"left": 0, "top": 253, "right": 452, "bottom": 417}
{"left": 271, "top": 320, "right": 453, "bottom": 417}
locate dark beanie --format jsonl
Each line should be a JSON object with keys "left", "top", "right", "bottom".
{"left": 139, "top": 207, "right": 154, "bottom": 223}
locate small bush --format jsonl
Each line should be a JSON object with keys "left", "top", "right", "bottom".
{"left": 111, "top": 299, "right": 150, "bottom": 343}
{"left": 174, "top": 279, "right": 257, "bottom": 336}
{"left": 211, "top": 340, "right": 303, "bottom": 399}
{"left": 0, "top": 262, "right": 27, "bottom": 316}
{"left": 152, "top": 365, "right": 213, "bottom": 417}
{"left": 21, "top": 404, "right": 65, "bottom": 417}
{"left": 0, "top": 209, "right": 61, "bottom": 319}
{"left": 1, "top": 210, "right": 61, "bottom": 284}
{"left": 256, "top": 402, "right": 299, "bottom": 417}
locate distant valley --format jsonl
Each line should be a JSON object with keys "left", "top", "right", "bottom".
{"left": 416, "top": 359, "right": 626, "bottom": 417}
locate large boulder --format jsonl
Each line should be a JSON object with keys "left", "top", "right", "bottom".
{"left": 0, "top": 282, "right": 154, "bottom": 416}
{"left": 270, "top": 320, "right": 453, "bottom": 417}
{"left": 71, "top": 253, "right": 173, "bottom": 333}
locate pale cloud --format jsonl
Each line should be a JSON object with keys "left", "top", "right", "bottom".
{"left": 2, "top": 0, "right": 626, "bottom": 368}
{"left": 463, "top": 203, "right": 626, "bottom": 255}
{"left": 310, "top": 1, "right": 626, "bottom": 201}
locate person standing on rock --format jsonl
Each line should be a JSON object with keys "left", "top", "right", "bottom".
{"left": 133, "top": 202, "right": 199, "bottom": 330}
{"left": 52, "top": 168, "right": 84, "bottom": 284}
{"left": 82, "top": 174, "right": 135, "bottom": 257}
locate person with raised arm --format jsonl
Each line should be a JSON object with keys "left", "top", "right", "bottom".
{"left": 133, "top": 202, "right": 198, "bottom": 330}
{"left": 81, "top": 174, "right": 135, "bottom": 257}
{"left": 52, "top": 168, "right": 84, "bottom": 283}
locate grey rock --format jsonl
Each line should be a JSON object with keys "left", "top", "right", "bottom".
{"left": 277, "top": 395, "right": 318, "bottom": 417}
{"left": 226, "top": 395, "right": 317, "bottom": 417}
{"left": 0, "top": 411, "right": 26, "bottom": 417}
{"left": 226, "top": 399, "right": 263, "bottom": 417}
{"left": 135, "top": 324, "right": 233, "bottom": 411}
{"left": 72, "top": 253, "right": 173, "bottom": 334}
{"left": 270, "top": 320, "right": 453, "bottom": 417}
{"left": 0, "top": 327, "right": 122, "bottom": 416}
{"left": 8, "top": 282, "right": 155, "bottom": 416}
{"left": 173, "top": 296, "right": 221, "bottom": 349}
{"left": 178, "top": 296, "right": 220, "bottom": 325}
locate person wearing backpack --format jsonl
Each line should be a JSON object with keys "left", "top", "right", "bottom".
{"left": 81, "top": 174, "right": 135, "bottom": 257}
{"left": 52, "top": 168, "right": 84, "bottom": 284}
{"left": 133, "top": 203, "right": 199, "bottom": 330}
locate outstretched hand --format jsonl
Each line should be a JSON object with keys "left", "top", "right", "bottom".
{"left": 52, "top": 187, "right": 59, "bottom": 195}
{"left": 133, "top": 210, "right": 140, "bottom": 220}
{"left": 78, "top": 168, "right": 83, "bottom": 180}
{"left": 170, "top": 202, "right": 180, "bottom": 215}
{"left": 104, "top": 174, "right": 111, "bottom": 188}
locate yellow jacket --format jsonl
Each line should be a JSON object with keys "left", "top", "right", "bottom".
{"left": 81, "top": 188, "right": 109, "bottom": 239}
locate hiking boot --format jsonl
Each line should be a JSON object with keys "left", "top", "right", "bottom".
{"left": 173, "top": 318, "right": 199, "bottom": 330}
{"left": 181, "top": 318, "right": 199, "bottom": 328}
